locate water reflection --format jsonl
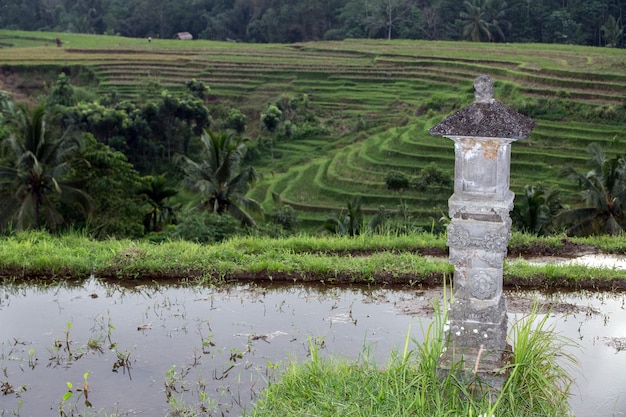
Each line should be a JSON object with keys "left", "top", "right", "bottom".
{"left": 0, "top": 279, "right": 624, "bottom": 416}
{"left": 521, "top": 254, "right": 626, "bottom": 270}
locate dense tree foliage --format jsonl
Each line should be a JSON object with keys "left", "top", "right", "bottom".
{"left": 0, "top": 70, "right": 273, "bottom": 238}
{"left": 0, "top": 103, "right": 93, "bottom": 232}
{"left": 65, "top": 86, "right": 210, "bottom": 175}
{"left": 65, "top": 134, "right": 145, "bottom": 238}
{"left": 1, "top": 0, "right": 625, "bottom": 46}
{"left": 0, "top": 77, "right": 262, "bottom": 238}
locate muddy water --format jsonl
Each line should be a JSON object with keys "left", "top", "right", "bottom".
{"left": 0, "top": 279, "right": 624, "bottom": 417}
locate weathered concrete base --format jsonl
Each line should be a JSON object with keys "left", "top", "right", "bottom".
{"left": 444, "top": 296, "right": 508, "bottom": 351}
{"left": 437, "top": 346, "right": 513, "bottom": 402}
{"left": 437, "top": 343, "right": 513, "bottom": 400}
{"left": 439, "top": 296, "right": 511, "bottom": 390}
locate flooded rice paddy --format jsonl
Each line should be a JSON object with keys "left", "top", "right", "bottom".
{"left": 1, "top": 277, "right": 625, "bottom": 417}
{"left": 523, "top": 253, "right": 626, "bottom": 270}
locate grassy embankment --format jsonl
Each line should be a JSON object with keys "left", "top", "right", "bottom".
{"left": 247, "top": 304, "right": 576, "bottom": 417}
{"left": 1, "top": 31, "right": 626, "bottom": 230}
{"left": 1, "top": 231, "right": 626, "bottom": 290}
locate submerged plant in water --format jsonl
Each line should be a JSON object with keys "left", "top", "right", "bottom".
{"left": 86, "top": 335, "right": 104, "bottom": 353}
{"left": 111, "top": 349, "right": 132, "bottom": 377}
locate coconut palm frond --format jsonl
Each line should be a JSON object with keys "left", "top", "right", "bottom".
{"left": 0, "top": 102, "right": 91, "bottom": 231}
{"left": 178, "top": 129, "right": 262, "bottom": 227}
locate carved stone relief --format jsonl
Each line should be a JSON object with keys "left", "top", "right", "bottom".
{"left": 447, "top": 223, "right": 509, "bottom": 252}
{"left": 468, "top": 270, "right": 496, "bottom": 300}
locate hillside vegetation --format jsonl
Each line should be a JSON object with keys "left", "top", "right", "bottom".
{"left": 2, "top": 30, "right": 626, "bottom": 231}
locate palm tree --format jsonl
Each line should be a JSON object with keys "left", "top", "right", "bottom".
{"left": 485, "top": 0, "right": 511, "bottom": 42}
{"left": 139, "top": 175, "right": 178, "bottom": 233}
{"left": 601, "top": 15, "right": 623, "bottom": 48}
{"left": 177, "top": 129, "right": 262, "bottom": 227}
{"left": 460, "top": 0, "right": 493, "bottom": 42}
{"left": 557, "top": 143, "right": 626, "bottom": 236}
{"left": 460, "top": 0, "right": 510, "bottom": 42}
{"left": 0, "top": 103, "right": 92, "bottom": 231}
{"left": 324, "top": 196, "right": 363, "bottom": 236}
{"left": 512, "top": 185, "right": 561, "bottom": 236}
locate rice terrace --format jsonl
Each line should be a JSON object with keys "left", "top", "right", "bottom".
{"left": 3, "top": 30, "right": 626, "bottom": 417}
{"left": 2, "top": 30, "right": 626, "bottom": 229}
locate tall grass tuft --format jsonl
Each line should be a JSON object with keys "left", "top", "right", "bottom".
{"left": 499, "top": 305, "right": 578, "bottom": 416}
{"left": 247, "top": 302, "right": 577, "bottom": 417}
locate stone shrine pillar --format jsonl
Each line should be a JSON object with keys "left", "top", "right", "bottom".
{"left": 429, "top": 75, "right": 535, "bottom": 385}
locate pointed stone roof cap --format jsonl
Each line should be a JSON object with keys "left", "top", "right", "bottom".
{"left": 429, "top": 75, "right": 535, "bottom": 140}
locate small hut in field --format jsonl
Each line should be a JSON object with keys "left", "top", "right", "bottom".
{"left": 174, "top": 32, "right": 193, "bottom": 40}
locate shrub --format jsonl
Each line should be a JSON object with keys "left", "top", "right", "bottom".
{"left": 225, "top": 108, "right": 248, "bottom": 133}
{"left": 519, "top": 98, "right": 567, "bottom": 120}
{"left": 261, "top": 105, "right": 282, "bottom": 132}
{"left": 185, "top": 79, "right": 210, "bottom": 100}
{"left": 291, "top": 123, "right": 329, "bottom": 140}
{"left": 385, "top": 170, "right": 410, "bottom": 190}
{"left": 279, "top": 120, "right": 297, "bottom": 139}
{"left": 272, "top": 205, "right": 299, "bottom": 232}
{"left": 412, "top": 163, "right": 452, "bottom": 191}
{"left": 422, "top": 163, "right": 452, "bottom": 186}
{"left": 168, "top": 210, "right": 240, "bottom": 243}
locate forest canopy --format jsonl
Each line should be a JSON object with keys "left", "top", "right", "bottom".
{"left": 1, "top": 0, "right": 624, "bottom": 47}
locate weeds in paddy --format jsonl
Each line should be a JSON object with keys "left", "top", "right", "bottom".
{"left": 27, "top": 349, "right": 37, "bottom": 369}
{"left": 166, "top": 396, "right": 196, "bottom": 417}
{"left": 59, "top": 372, "right": 92, "bottom": 417}
{"left": 264, "top": 360, "right": 280, "bottom": 382}
{"left": 0, "top": 339, "right": 31, "bottom": 416}
{"left": 90, "top": 312, "right": 117, "bottom": 349}
{"left": 43, "top": 314, "right": 134, "bottom": 377}
{"left": 164, "top": 365, "right": 185, "bottom": 400}
{"left": 48, "top": 321, "right": 85, "bottom": 368}
{"left": 86, "top": 335, "right": 105, "bottom": 353}
{"left": 164, "top": 364, "right": 218, "bottom": 416}
{"left": 64, "top": 322, "right": 72, "bottom": 352}
{"left": 111, "top": 349, "right": 132, "bottom": 377}
{"left": 197, "top": 321, "right": 216, "bottom": 355}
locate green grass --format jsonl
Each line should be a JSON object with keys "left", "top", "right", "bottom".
{"left": 2, "top": 30, "right": 626, "bottom": 229}
{"left": 1, "top": 230, "right": 625, "bottom": 290}
{"left": 246, "top": 302, "right": 576, "bottom": 417}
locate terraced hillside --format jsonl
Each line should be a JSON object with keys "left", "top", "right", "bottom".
{"left": 2, "top": 31, "right": 626, "bottom": 230}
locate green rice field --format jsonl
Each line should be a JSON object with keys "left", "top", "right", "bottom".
{"left": 1, "top": 30, "right": 625, "bottom": 229}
